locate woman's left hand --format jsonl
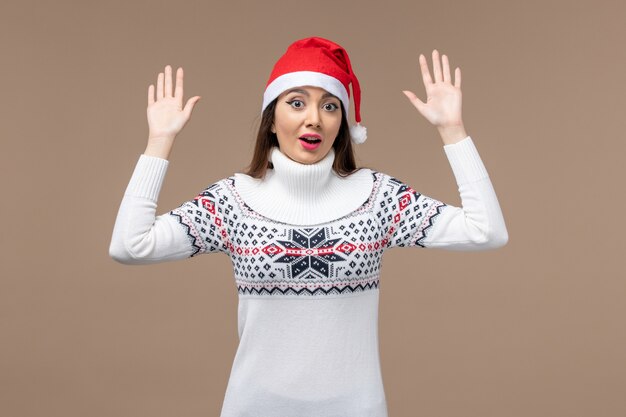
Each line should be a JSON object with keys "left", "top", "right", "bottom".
{"left": 402, "top": 50, "right": 465, "bottom": 132}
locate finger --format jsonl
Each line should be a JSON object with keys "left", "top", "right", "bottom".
{"left": 442, "top": 54, "right": 451, "bottom": 84}
{"left": 419, "top": 54, "right": 433, "bottom": 86}
{"left": 148, "top": 84, "right": 154, "bottom": 105}
{"left": 157, "top": 72, "right": 164, "bottom": 100}
{"left": 165, "top": 65, "right": 173, "bottom": 98}
{"left": 402, "top": 90, "right": 425, "bottom": 112}
{"left": 432, "top": 49, "right": 442, "bottom": 83}
{"left": 174, "top": 67, "right": 184, "bottom": 104}
{"left": 455, "top": 67, "right": 461, "bottom": 88}
{"left": 184, "top": 96, "right": 201, "bottom": 118}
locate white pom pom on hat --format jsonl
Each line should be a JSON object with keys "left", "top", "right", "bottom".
{"left": 262, "top": 36, "right": 367, "bottom": 145}
{"left": 349, "top": 123, "right": 367, "bottom": 144}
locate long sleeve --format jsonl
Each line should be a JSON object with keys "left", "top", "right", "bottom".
{"left": 109, "top": 154, "right": 231, "bottom": 265}
{"left": 376, "top": 135, "right": 508, "bottom": 251}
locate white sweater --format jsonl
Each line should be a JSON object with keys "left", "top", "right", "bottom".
{"left": 109, "top": 136, "right": 508, "bottom": 417}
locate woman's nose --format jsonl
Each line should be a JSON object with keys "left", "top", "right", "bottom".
{"left": 305, "top": 107, "right": 321, "bottom": 127}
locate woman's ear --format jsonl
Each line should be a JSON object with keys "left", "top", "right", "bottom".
{"left": 271, "top": 124, "right": 276, "bottom": 134}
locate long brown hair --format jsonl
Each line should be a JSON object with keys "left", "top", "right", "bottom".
{"left": 242, "top": 98, "right": 371, "bottom": 179}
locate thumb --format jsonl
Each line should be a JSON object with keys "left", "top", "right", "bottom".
{"left": 184, "top": 96, "right": 201, "bottom": 117}
{"left": 402, "top": 90, "right": 425, "bottom": 113}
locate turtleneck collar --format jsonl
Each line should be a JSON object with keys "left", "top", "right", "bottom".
{"left": 268, "top": 145, "right": 337, "bottom": 200}
{"left": 233, "top": 146, "right": 373, "bottom": 226}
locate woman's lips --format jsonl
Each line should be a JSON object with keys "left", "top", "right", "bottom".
{"left": 299, "top": 137, "right": 322, "bottom": 150}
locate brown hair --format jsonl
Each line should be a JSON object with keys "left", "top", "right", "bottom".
{"left": 242, "top": 99, "right": 371, "bottom": 179}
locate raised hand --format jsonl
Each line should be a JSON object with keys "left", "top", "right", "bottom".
{"left": 147, "top": 65, "right": 201, "bottom": 141}
{"left": 402, "top": 50, "right": 466, "bottom": 142}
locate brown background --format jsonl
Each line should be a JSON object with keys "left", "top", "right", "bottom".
{"left": 2, "top": 0, "right": 625, "bottom": 416}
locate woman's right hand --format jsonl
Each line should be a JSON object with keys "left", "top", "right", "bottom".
{"left": 147, "top": 65, "right": 201, "bottom": 142}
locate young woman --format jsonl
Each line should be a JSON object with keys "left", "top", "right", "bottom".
{"left": 110, "top": 36, "right": 508, "bottom": 417}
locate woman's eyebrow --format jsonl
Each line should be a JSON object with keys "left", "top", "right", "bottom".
{"left": 285, "top": 88, "right": 337, "bottom": 99}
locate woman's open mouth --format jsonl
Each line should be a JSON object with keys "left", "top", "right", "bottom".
{"left": 299, "top": 136, "right": 322, "bottom": 150}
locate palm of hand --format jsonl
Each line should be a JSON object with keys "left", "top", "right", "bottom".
{"left": 147, "top": 96, "right": 186, "bottom": 139}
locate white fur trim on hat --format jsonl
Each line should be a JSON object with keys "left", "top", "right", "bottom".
{"left": 262, "top": 71, "right": 350, "bottom": 114}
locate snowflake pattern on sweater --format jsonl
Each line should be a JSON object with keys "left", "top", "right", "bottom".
{"left": 168, "top": 171, "right": 447, "bottom": 297}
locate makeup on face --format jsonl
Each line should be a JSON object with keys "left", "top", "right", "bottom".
{"left": 272, "top": 86, "right": 342, "bottom": 164}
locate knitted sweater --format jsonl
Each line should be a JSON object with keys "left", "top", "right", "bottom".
{"left": 109, "top": 135, "right": 508, "bottom": 417}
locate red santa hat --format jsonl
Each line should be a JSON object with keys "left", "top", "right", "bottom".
{"left": 261, "top": 36, "right": 367, "bottom": 144}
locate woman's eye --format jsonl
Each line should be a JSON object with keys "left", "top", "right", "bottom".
{"left": 287, "top": 100, "right": 304, "bottom": 108}
{"left": 324, "top": 103, "right": 339, "bottom": 111}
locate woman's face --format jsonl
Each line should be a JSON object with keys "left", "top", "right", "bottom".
{"left": 271, "top": 85, "right": 342, "bottom": 165}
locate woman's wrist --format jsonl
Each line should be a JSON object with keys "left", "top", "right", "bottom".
{"left": 437, "top": 124, "right": 468, "bottom": 145}
{"left": 144, "top": 136, "right": 175, "bottom": 160}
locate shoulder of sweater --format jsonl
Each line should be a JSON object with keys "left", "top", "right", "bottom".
{"left": 368, "top": 170, "right": 399, "bottom": 184}
{"left": 192, "top": 176, "right": 234, "bottom": 196}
